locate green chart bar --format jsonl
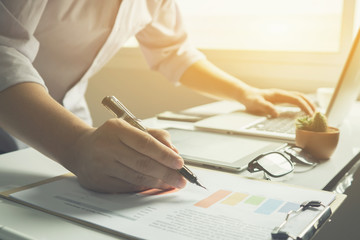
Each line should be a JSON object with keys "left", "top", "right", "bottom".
{"left": 244, "top": 195, "right": 266, "bottom": 206}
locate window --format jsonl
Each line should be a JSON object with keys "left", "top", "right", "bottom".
{"left": 177, "top": 0, "right": 344, "bottom": 52}
{"left": 123, "top": 0, "right": 358, "bottom": 92}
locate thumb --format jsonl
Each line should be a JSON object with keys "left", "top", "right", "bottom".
{"left": 258, "top": 98, "right": 278, "bottom": 117}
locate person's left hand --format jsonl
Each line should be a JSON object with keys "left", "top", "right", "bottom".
{"left": 241, "top": 87, "right": 316, "bottom": 117}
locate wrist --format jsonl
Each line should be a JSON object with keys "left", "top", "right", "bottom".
{"left": 61, "top": 126, "right": 95, "bottom": 175}
{"left": 231, "top": 80, "right": 255, "bottom": 103}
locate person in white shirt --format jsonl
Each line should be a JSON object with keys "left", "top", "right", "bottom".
{"left": 0, "top": 0, "right": 315, "bottom": 193}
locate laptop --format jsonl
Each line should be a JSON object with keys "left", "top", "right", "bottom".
{"left": 195, "top": 29, "right": 360, "bottom": 142}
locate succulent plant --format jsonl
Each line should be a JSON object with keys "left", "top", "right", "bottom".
{"left": 296, "top": 112, "right": 328, "bottom": 132}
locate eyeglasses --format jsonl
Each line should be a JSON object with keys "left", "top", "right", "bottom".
{"left": 247, "top": 152, "right": 294, "bottom": 178}
{"left": 283, "top": 145, "right": 317, "bottom": 167}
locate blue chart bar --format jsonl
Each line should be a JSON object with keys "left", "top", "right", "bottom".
{"left": 255, "top": 199, "right": 284, "bottom": 215}
{"left": 278, "top": 202, "right": 300, "bottom": 213}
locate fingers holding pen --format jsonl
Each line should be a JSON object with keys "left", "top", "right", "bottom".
{"left": 115, "top": 121, "right": 184, "bottom": 169}
{"left": 78, "top": 156, "right": 184, "bottom": 193}
{"left": 111, "top": 122, "right": 186, "bottom": 188}
{"left": 147, "top": 128, "right": 179, "bottom": 153}
{"left": 109, "top": 147, "right": 187, "bottom": 189}
{"left": 73, "top": 118, "right": 186, "bottom": 193}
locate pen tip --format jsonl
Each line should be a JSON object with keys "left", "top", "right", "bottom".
{"left": 196, "top": 181, "right": 207, "bottom": 190}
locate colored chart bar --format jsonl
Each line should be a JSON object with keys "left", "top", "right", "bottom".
{"left": 244, "top": 196, "right": 266, "bottom": 206}
{"left": 278, "top": 202, "right": 300, "bottom": 213}
{"left": 221, "top": 192, "right": 248, "bottom": 206}
{"left": 194, "top": 190, "right": 232, "bottom": 208}
{"left": 255, "top": 199, "right": 284, "bottom": 215}
{"left": 140, "top": 188, "right": 179, "bottom": 196}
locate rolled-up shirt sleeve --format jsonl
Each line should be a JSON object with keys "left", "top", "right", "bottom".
{"left": 135, "top": 0, "right": 206, "bottom": 85}
{"left": 0, "top": 0, "right": 47, "bottom": 93}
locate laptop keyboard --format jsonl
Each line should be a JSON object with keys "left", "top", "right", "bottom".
{"left": 247, "top": 111, "right": 301, "bottom": 134}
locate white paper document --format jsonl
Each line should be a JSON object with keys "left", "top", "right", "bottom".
{"left": 9, "top": 169, "right": 336, "bottom": 240}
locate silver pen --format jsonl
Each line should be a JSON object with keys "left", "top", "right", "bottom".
{"left": 102, "top": 96, "right": 206, "bottom": 190}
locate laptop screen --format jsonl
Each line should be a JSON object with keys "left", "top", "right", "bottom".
{"left": 326, "top": 28, "right": 360, "bottom": 127}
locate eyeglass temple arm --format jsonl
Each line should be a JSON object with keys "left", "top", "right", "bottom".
{"left": 247, "top": 154, "right": 266, "bottom": 173}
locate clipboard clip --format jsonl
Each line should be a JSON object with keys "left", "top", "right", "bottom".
{"left": 271, "top": 200, "right": 332, "bottom": 240}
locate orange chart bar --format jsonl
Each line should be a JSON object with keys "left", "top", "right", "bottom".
{"left": 140, "top": 188, "right": 180, "bottom": 196}
{"left": 194, "top": 190, "right": 232, "bottom": 208}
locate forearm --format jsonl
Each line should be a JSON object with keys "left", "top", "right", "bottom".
{"left": 179, "top": 59, "right": 315, "bottom": 116}
{"left": 179, "top": 59, "right": 253, "bottom": 103}
{"left": 0, "top": 83, "right": 91, "bottom": 170}
{"left": 0, "top": 83, "right": 187, "bottom": 193}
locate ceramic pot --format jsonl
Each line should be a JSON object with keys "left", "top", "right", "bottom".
{"left": 295, "top": 127, "right": 340, "bottom": 161}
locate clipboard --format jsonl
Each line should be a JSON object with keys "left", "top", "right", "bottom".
{"left": 271, "top": 200, "right": 333, "bottom": 240}
{"left": 0, "top": 174, "right": 131, "bottom": 239}
{"left": 0, "top": 169, "right": 346, "bottom": 240}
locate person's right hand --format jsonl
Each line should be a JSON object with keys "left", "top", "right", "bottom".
{"left": 71, "top": 118, "right": 187, "bottom": 193}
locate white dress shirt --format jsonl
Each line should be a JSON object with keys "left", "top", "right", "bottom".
{"left": 0, "top": 0, "right": 205, "bottom": 152}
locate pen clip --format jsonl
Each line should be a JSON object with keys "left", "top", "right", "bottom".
{"left": 102, "top": 96, "right": 147, "bottom": 132}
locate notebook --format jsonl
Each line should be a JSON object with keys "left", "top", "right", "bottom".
{"left": 195, "top": 29, "right": 360, "bottom": 141}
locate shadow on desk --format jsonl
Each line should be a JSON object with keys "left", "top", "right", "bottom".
{"left": 314, "top": 167, "right": 360, "bottom": 240}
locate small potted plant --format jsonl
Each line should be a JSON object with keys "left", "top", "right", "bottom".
{"left": 295, "top": 112, "right": 340, "bottom": 161}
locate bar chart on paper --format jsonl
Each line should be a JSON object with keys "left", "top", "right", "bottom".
{"left": 5, "top": 169, "right": 338, "bottom": 240}
{"left": 194, "top": 189, "right": 300, "bottom": 216}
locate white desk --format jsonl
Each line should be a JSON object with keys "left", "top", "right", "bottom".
{"left": 0, "top": 102, "right": 359, "bottom": 240}
{"left": 145, "top": 102, "right": 360, "bottom": 191}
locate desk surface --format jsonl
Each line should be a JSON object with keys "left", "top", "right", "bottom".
{"left": 0, "top": 101, "right": 359, "bottom": 240}
{"left": 145, "top": 101, "right": 360, "bottom": 191}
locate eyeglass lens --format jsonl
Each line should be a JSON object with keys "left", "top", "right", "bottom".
{"left": 257, "top": 153, "right": 293, "bottom": 177}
